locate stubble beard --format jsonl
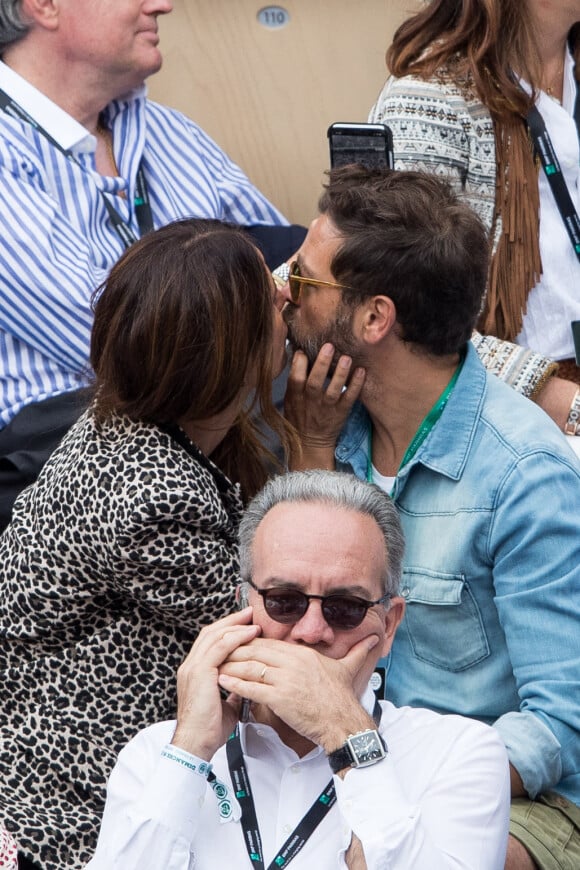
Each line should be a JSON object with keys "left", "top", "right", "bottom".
{"left": 283, "top": 302, "right": 364, "bottom": 373}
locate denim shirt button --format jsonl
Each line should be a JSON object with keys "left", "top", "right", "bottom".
{"left": 401, "top": 586, "right": 410, "bottom": 598}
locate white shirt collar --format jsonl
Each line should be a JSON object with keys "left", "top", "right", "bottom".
{"left": 561, "top": 43, "right": 576, "bottom": 114}
{"left": 519, "top": 44, "right": 576, "bottom": 115}
{"left": 0, "top": 60, "right": 93, "bottom": 152}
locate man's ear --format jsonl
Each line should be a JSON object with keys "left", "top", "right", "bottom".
{"left": 358, "top": 295, "right": 397, "bottom": 346}
{"left": 381, "top": 597, "right": 405, "bottom": 656}
{"left": 21, "top": 0, "right": 60, "bottom": 30}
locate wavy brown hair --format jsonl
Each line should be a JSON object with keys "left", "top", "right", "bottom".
{"left": 388, "top": 0, "right": 580, "bottom": 118}
{"left": 90, "top": 219, "right": 293, "bottom": 499}
{"left": 386, "top": 0, "right": 580, "bottom": 341}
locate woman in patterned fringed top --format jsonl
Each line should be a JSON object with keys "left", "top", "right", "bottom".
{"left": 370, "top": 0, "right": 580, "bottom": 436}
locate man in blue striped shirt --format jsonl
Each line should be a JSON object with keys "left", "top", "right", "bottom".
{"left": 0, "top": 0, "right": 297, "bottom": 531}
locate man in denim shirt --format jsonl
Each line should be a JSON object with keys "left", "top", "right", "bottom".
{"left": 281, "top": 166, "right": 580, "bottom": 870}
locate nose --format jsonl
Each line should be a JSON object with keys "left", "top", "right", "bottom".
{"left": 150, "top": 0, "right": 173, "bottom": 14}
{"left": 273, "top": 265, "right": 294, "bottom": 306}
{"left": 289, "top": 599, "right": 335, "bottom": 646}
{"left": 274, "top": 284, "right": 287, "bottom": 312}
{"left": 279, "top": 279, "right": 294, "bottom": 306}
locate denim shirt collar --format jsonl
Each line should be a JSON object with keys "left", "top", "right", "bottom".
{"left": 336, "top": 342, "right": 486, "bottom": 485}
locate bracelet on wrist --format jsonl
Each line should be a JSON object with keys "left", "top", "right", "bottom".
{"left": 564, "top": 388, "right": 580, "bottom": 436}
{"left": 161, "top": 745, "right": 241, "bottom": 822}
{"left": 161, "top": 745, "right": 213, "bottom": 778}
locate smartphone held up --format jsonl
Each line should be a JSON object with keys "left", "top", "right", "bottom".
{"left": 327, "top": 122, "right": 394, "bottom": 171}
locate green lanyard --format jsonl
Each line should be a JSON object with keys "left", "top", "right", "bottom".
{"left": 366, "top": 355, "right": 464, "bottom": 489}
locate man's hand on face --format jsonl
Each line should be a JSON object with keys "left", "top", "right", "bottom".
{"left": 171, "top": 608, "right": 261, "bottom": 760}
{"left": 284, "top": 343, "right": 365, "bottom": 471}
{"left": 218, "top": 634, "right": 380, "bottom": 754}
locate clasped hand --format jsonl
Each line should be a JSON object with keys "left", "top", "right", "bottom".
{"left": 171, "top": 607, "right": 378, "bottom": 760}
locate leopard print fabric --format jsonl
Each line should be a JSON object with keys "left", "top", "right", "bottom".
{"left": 0, "top": 410, "right": 243, "bottom": 868}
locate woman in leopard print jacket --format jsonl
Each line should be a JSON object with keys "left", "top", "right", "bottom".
{"left": 0, "top": 219, "right": 292, "bottom": 869}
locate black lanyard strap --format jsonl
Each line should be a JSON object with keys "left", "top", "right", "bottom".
{"left": 0, "top": 88, "right": 152, "bottom": 247}
{"left": 525, "top": 81, "right": 580, "bottom": 262}
{"left": 226, "top": 730, "right": 336, "bottom": 870}
{"left": 226, "top": 698, "right": 382, "bottom": 870}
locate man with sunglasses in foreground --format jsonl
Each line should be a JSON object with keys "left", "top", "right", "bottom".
{"left": 88, "top": 470, "right": 509, "bottom": 869}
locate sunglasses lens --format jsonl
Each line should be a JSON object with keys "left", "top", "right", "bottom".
{"left": 322, "top": 597, "right": 368, "bottom": 630}
{"left": 263, "top": 590, "right": 309, "bottom": 623}
{"left": 289, "top": 262, "right": 300, "bottom": 303}
{"left": 259, "top": 586, "right": 373, "bottom": 629}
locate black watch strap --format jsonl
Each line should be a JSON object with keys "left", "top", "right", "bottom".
{"left": 327, "top": 730, "right": 388, "bottom": 773}
{"left": 327, "top": 700, "right": 385, "bottom": 774}
{"left": 327, "top": 743, "right": 354, "bottom": 774}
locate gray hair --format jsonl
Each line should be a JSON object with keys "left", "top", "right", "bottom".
{"left": 0, "top": 1, "right": 29, "bottom": 55}
{"left": 239, "top": 470, "right": 404, "bottom": 597}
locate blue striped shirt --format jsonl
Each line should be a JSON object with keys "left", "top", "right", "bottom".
{"left": 0, "top": 62, "right": 287, "bottom": 427}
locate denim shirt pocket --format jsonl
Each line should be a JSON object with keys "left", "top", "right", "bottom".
{"left": 401, "top": 568, "right": 490, "bottom": 672}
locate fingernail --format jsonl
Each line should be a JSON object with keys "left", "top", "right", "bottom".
{"left": 367, "top": 636, "right": 379, "bottom": 650}
{"left": 339, "top": 356, "right": 352, "bottom": 369}
{"left": 322, "top": 343, "right": 334, "bottom": 356}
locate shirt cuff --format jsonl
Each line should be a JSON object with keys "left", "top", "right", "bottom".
{"left": 133, "top": 749, "right": 210, "bottom": 841}
{"left": 334, "top": 757, "right": 420, "bottom": 861}
{"left": 471, "top": 331, "right": 558, "bottom": 399}
{"left": 493, "top": 711, "right": 562, "bottom": 797}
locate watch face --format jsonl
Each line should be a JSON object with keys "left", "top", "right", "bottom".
{"left": 348, "top": 730, "right": 385, "bottom": 766}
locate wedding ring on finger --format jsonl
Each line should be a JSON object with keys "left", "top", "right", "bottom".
{"left": 259, "top": 666, "right": 268, "bottom": 683}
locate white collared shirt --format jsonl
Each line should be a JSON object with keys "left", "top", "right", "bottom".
{"left": 516, "top": 48, "right": 580, "bottom": 360}
{"left": 87, "top": 688, "right": 510, "bottom": 869}
{"left": 0, "top": 60, "right": 93, "bottom": 152}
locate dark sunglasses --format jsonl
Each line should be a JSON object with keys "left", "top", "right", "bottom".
{"left": 245, "top": 577, "right": 391, "bottom": 630}
{"left": 288, "top": 260, "right": 354, "bottom": 304}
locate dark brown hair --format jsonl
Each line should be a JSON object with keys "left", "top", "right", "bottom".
{"left": 387, "top": 0, "right": 580, "bottom": 119}
{"left": 318, "top": 166, "right": 488, "bottom": 356}
{"left": 90, "top": 219, "right": 291, "bottom": 498}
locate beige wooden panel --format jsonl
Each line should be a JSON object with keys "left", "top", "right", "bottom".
{"left": 149, "top": 1, "right": 419, "bottom": 224}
